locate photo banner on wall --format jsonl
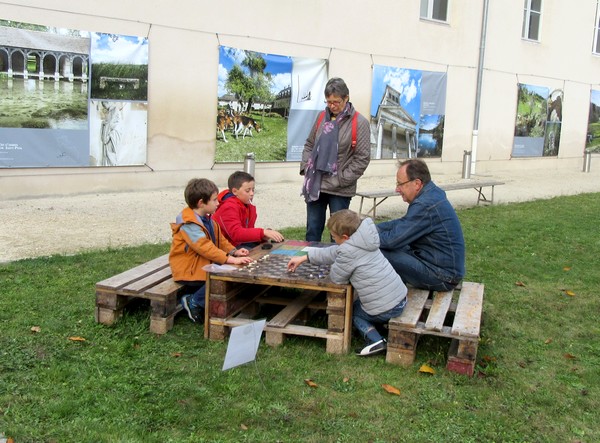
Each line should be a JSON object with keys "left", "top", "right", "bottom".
{"left": 0, "top": 20, "right": 148, "bottom": 168}
{"left": 512, "top": 83, "right": 562, "bottom": 157}
{"left": 216, "top": 45, "right": 327, "bottom": 163}
{"left": 586, "top": 89, "right": 600, "bottom": 152}
{"left": 370, "top": 65, "right": 447, "bottom": 159}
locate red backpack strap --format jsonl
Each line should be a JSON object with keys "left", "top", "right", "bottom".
{"left": 351, "top": 112, "right": 359, "bottom": 150}
{"left": 316, "top": 111, "right": 325, "bottom": 131}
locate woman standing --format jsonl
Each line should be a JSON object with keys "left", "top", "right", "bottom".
{"left": 301, "top": 77, "right": 371, "bottom": 241}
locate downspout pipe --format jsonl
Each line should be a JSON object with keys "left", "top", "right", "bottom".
{"left": 471, "top": 0, "right": 490, "bottom": 175}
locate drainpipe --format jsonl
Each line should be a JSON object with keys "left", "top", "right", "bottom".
{"left": 471, "top": 0, "right": 490, "bottom": 175}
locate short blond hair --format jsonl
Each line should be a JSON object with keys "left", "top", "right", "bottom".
{"left": 326, "top": 209, "right": 361, "bottom": 237}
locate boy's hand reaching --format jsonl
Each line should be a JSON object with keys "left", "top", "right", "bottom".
{"left": 234, "top": 248, "right": 250, "bottom": 257}
{"left": 263, "top": 229, "right": 284, "bottom": 243}
{"left": 287, "top": 255, "right": 308, "bottom": 272}
{"left": 228, "top": 256, "right": 254, "bottom": 265}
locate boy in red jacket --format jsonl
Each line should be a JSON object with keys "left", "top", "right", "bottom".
{"left": 169, "top": 178, "right": 253, "bottom": 323}
{"left": 213, "top": 171, "right": 284, "bottom": 249}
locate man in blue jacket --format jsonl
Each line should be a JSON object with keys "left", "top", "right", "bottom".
{"left": 377, "top": 159, "right": 465, "bottom": 291}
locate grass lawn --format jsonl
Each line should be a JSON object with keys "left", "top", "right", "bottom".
{"left": 1, "top": 194, "right": 599, "bottom": 442}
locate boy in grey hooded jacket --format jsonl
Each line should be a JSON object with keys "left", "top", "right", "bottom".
{"left": 287, "top": 209, "right": 407, "bottom": 356}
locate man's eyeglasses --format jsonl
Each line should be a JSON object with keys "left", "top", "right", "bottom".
{"left": 396, "top": 179, "right": 414, "bottom": 187}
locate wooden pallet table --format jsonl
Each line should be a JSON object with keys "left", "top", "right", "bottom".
{"left": 386, "top": 282, "right": 484, "bottom": 376}
{"left": 204, "top": 241, "right": 354, "bottom": 354}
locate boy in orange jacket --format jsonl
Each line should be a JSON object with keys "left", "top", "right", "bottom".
{"left": 169, "top": 178, "right": 253, "bottom": 322}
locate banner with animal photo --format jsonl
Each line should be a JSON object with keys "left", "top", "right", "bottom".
{"left": 512, "top": 83, "right": 563, "bottom": 157}
{"left": 0, "top": 19, "right": 148, "bottom": 168}
{"left": 586, "top": 89, "right": 600, "bottom": 152}
{"left": 370, "top": 65, "right": 447, "bottom": 159}
{"left": 216, "top": 45, "right": 327, "bottom": 162}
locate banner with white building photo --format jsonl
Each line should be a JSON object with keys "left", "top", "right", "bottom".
{"left": 0, "top": 20, "right": 148, "bottom": 168}
{"left": 216, "top": 45, "right": 327, "bottom": 162}
{"left": 370, "top": 65, "right": 447, "bottom": 160}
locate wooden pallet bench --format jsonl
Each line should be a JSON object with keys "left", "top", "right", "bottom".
{"left": 95, "top": 254, "right": 184, "bottom": 334}
{"left": 357, "top": 179, "right": 504, "bottom": 218}
{"left": 386, "top": 282, "right": 484, "bottom": 376}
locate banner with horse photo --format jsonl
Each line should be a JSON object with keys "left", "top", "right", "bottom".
{"left": 216, "top": 45, "right": 327, "bottom": 162}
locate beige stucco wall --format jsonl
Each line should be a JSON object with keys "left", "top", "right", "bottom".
{"left": 1, "top": 0, "right": 598, "bottom": 198}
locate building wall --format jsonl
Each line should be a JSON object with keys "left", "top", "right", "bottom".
{"left": 1, "top": 0, "right": 598, "bottom": 198}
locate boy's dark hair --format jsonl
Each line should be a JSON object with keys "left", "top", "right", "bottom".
{"left": 228, "top": 170, "right": 255, "bottom": 190}
{"left": 184, "top": 178, "right": 219, "bottom": 209}
{"left": 399, "top": 159, "right": 432, "bottom": 184}
{"left": 326, "top": 209, "right": 361, "bottom": 237}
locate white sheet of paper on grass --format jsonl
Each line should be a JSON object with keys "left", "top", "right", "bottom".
{"left": 222, "top": 319, "right": 266, "bottom": 371}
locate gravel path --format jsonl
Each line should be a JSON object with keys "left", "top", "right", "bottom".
{"left": 2, "top": 167, "right": 599, "bottom": 263}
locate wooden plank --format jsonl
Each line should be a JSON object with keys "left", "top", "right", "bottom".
{"left": 267, "top": 290, "right": 320, "bottom": 328}
{"left": 440, "top": 180, "right": 504, "bottom": 191}
{"left": 390, "top": 289, "right": 430, "bottom": 328}
{"left": 424, "top": 290, "right": 454, "bottom": 331}
{"left": 144, "top": 278, "right": 183, "bottom": 301}
{"left": 451, "top": 282, "right": 484, "bottom": 338}
{"left": 96, "top": 254, "right": 170, "bottom": 290}
{"left": 121, "top": 266, "right": 173, "bottom": 295}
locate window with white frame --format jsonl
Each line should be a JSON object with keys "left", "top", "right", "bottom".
{"left": 420, "top": 0, "right": 449, "bottom": 23}
{"left": 522, "top": 0, "right": 542, "bottom": 41}
{"left": 594, "top": 1, "right": 600, "bottom": 54}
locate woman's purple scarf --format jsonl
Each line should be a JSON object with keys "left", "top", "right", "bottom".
{"left": 302, "top": 104, "right": 351, "bottom": 203}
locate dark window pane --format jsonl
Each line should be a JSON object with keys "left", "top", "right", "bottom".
{"left": 432, "top": 0, "right": 448, "bottom": 21}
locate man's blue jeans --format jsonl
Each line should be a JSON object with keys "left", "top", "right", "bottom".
{"left": 381, "top": 247, "right": 458, "bottom": 292}
{"left": 353, "top": 297, "right": 407, "bottom": 344}
{"left": 305, "top": 192, "right": 351, "bottom": 242}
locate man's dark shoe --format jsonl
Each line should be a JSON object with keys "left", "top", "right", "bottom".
{"left": 356, "top": 339, "right": 387, "bottom": 356}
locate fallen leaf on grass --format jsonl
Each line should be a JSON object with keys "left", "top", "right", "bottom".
{"left": 563, "top": 266, "right": 571, "bottom": 271}
{"left": 418, "top": 364, "right": 436, "bottom": 375}
{"left": 30, "top": 326, "right": 41, "bottom": 333}
{"left": 68, "top": 336, "right": 86, "bottom": 342}
{"left": 563, "top": 290, "right": 576, "bottom": 296}
{"left": 240, "top": 423, "right": 248, "bottom": 430}
{"left": 381, "top": 384, "right": 401, "bottom": 395}
{"left": 544, "top": 338, "right": 553, "bottom": 344}
{"left": 515, "top": 281, "right": 526, "bottom": 287}
{"left": 171, "top": 352, "right": 182, "bottom": 358}
{"left": 304, "top": 379, "right": 318, "bottom": 388}
{"left": 342, "top": 377, "right": 350, "bottom": 383}
{"left": 564, "top": 353, "right": 576, "bottom": 360}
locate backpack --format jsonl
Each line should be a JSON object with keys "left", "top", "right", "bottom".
{"left": 316, "top": 110, "right": 359, "bottom": 150}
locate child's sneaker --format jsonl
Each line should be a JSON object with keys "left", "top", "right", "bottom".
{"left": 356, "top": 339, "right": 387, "bottom": 356}
{"left": 181, "top": 294, "right": 202, "bottom": 323}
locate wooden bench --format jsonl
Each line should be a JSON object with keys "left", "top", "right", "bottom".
{"left": 357, "top": 179, "right": 504, "bottom": 218}
{"left": 95, "top": 254, "right": 185, "bottom": 334}
{"left": 386, "top": 282, "right": 484, "bottom": 376}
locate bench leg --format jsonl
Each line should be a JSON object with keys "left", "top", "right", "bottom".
{"left": 265, "top": 331, "right": 285, "bottom": 347}
{"left": 95, "top": 291, "right": 130, "bottom": 325}
{"left": 446, "top": 338, "right": 478, "bottom": 376}
{"left": 325, "top": 333, "right": 345, "bottom": 354}
{"left": 386, "top": 331, "right": 419, "bottom": 366}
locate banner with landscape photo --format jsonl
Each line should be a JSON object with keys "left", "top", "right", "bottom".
{"left": 216, "top": 45, "right": 327, "bottom": 162}
{"left": 0, "top": 20, "right": 148, "bottom": 168}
